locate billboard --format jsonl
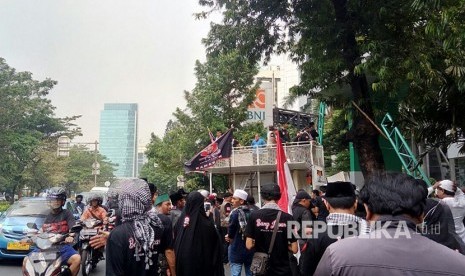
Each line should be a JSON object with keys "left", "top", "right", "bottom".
{"left": 247, "top": 82, "right": 273, "bottom": 127}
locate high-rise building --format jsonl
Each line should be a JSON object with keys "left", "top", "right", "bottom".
{"left": 136, "top": 142, "right": 148, "bottom": 177}
{"left": 99, "top": 103, "right": 138, "bottom": 178}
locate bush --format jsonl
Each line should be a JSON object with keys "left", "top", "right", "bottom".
{"left": 0, "top": 202, "right": 11, "bottom": 212}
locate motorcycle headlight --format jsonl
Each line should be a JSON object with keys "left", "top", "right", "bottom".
{"left": 36, "top": 237, "right": 52, "bottom": 250}
{"left": 85, "top": 220, "right": 99, "bottom": 228}
{"left": 49, "top": 234, "right": 62, "bottom": 244}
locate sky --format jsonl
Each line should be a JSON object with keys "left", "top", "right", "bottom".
{"left": 0, "top": 0, "right": 218, "bottom": 146}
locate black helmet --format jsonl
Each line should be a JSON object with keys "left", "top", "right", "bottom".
{"left": 47, "top": 187, "right": 67, "bottom": 201}
{"left": 87, "top": 193, "right": 103, "bottom": 205}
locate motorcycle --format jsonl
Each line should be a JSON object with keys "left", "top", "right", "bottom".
{"left": 104, "top": 209, "right": 117, "bottom": 231}
{"left": 22, "top": 223, "right": 82, "bottom": 276}
{"left": 77, "top": 218, "right": 103, "bottom": 276}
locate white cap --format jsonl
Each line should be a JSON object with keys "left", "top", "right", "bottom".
{"left": 233, "top": 189, "right": 248, "bottom": 201}
{"left": 198, "top": 189, "right": 209, "bottom": 198}
{"left": 439, "top": 180, "right": 455, "bottom": 193}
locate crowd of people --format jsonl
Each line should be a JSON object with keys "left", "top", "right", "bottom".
{"left": 24, "top": 171, "right": 465, "bottom": 276}
{"left": 251, "top": 122, "right": 320, "bottom": 150}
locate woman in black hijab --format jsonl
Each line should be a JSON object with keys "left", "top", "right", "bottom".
{"left": 174, "top": 192, "right": 224, "bottom": 276}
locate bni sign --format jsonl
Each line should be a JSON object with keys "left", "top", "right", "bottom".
{"left": 247, "top": 84, "right": 273, "bottom": 126}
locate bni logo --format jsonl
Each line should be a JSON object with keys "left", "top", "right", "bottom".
{"left": 249, "top": 89, "right": 266, "bottom": 109}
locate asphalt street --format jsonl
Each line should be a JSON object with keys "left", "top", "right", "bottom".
{"left": 0, "top": 259, "right": 241, "bottom": 275}
{"left": 0, "top": 258, "right": 106, "bottom": 276}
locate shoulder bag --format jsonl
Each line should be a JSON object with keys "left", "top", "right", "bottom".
{"left": 250, "top": 211, "right": 282, "bottom": 275}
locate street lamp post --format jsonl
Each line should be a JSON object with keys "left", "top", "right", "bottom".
{"left": 57, "top": 136, "right": 100, "bottom": 187}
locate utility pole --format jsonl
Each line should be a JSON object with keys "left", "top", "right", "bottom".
{"left": 58, "top": 136, "right": 100, "bottom": 187}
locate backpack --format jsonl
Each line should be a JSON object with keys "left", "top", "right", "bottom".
{"left": 236, "top": 207, "right": 251, "bottom": 240}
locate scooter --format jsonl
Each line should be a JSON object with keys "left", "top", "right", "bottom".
{"left": 22, "top": 223, "right": 82, "bottom": 276}
{"left": 105, "top": 209, "right": 117, "bottom": 231}
{"left": 77, "top": 218, "right": 103, "bottom": 276}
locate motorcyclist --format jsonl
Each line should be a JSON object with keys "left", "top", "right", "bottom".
{"left": 22, "top": 187, "right": 81, "bottom": 276}
{"left": 88, "top": 188, "right": 120, "bottom": 250}
{"left": 75, "top": 194, "right": 85, "bottom": 216}
{"left": 80, "top": 194, "right": 107, "bottom": 223}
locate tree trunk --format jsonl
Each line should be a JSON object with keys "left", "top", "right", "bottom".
{"left": 332, "top": 0, "right": 385, "bottom": 176}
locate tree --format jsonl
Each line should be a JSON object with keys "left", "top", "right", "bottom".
{"left": 323, "top": 109, "right": 350, "bottom": 176}
{"left": 398, "top": 0, "right": 465, "bottom": 153}
{"left": 198, "top": 0, "right": 465, "bottom": 177}
{"left": 0, "top": 58, "right": 80, "bottom": 200}
{"left": 143, "top": 50, "right": 260, "bottom": 191}
{"left": 63, "top": 146, "right": 116, "bottom": 193}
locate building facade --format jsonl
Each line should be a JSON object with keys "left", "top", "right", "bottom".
{"left": 99, "top": 103, "right": 138, "bottom": 178}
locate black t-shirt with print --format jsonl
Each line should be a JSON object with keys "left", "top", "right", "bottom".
{"left": 157, "top": 214, "right": 174, "bottom": 249}
{"left": 106, "top": 221, "right": 166, "bottom": 276}
{"left": 42, "top": 209, "right": 76, "bottom": 234}
{"left": 245, "top": 208, "right": 296, "bottom": 276}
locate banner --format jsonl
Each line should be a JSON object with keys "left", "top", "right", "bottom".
{"left": 275, "top": 130, "right": 297, "bottom": 214}
{"left": 184, "top": 128, "right": 233, "bottom": 172}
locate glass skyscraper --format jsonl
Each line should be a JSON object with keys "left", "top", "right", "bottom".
{"left": 99, "top": 103, "right": 138, "bottom": 177}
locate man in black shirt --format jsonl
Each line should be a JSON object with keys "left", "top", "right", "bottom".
{"left": 245, "top": 183, "right": 298, "bottom": 276}
{"left": 155, "top": 193, "right": 176, "bottom": 275}
{"left": 106, "top": 179, "right": 165, "bottom": 276}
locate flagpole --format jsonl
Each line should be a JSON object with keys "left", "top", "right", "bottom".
{"left": 209, "top": 171, "right": 213, "bottom": 194}
{"left": 228, "top": 157, "right": 232, "bottom": 191}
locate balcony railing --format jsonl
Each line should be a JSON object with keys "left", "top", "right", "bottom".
{"left": 210, "top": 142, "right": 324, "bottom": 173}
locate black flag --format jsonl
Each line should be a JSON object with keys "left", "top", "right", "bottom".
{"left": 184, "top": 128, "right": 233, "bottom": 172}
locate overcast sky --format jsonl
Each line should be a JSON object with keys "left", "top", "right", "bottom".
{"left": 0, "top": 0, "right": 217, "bottom": 146}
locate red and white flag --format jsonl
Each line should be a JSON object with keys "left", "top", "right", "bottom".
{"left": 275, "top": 130, "right": 297, "bottom": 214}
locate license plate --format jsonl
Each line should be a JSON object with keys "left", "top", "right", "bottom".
{"left": 82, "top": 229, "right": 97, "bottom": 235}
{"left": 7, "top": 242, "right": 30, "bottom": 251}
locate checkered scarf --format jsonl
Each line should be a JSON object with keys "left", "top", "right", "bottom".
{"left": 119, "top": 179, "right": 163, "bottom": 270}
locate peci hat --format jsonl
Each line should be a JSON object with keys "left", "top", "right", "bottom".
{"left": 198, "top": 189, "right": 209, "bottom": 198}
{"left": 233, "top": 189, "right": 248, "bottom": 201}
{"left": 155, "top": 194, "right": 170, "bottom": 206}
{"left": 324, "top": 181, "right": 355, "bottom": 198}
{"left": 439, "top": 179, "right": 456, "bottom": 193}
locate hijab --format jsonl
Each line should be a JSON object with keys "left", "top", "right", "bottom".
{"left": 119, "top": 179, "right": 163, "bottom": 269}
{"left": 174, "top": 192, "right": 224, "bottom": 276}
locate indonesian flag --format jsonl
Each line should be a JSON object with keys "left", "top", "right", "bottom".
{"left": 275, "top": 130, "right": 297, "bottom": 214}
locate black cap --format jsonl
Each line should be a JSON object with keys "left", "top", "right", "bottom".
{"left": 325, "top": 182, "right": 355, "bottom": 198}
{"left": 260, "top": 183, "right": 281, "bottom": 198}
{"left": 295, "top": 189, "right": 311, "bottom": 200}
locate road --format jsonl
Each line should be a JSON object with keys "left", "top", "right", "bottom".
{"left": 0, "top": 258, "right": 240, "bottom": 275}
{"left": 0, "top": 258, "right": 106, "bottom": 276}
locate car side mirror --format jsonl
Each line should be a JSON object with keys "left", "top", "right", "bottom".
{"left": 26, "top": 222, "right": 38, "bottom": 230}
{"left": 70, "top": 224, "right": 83, "bottom": 233}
